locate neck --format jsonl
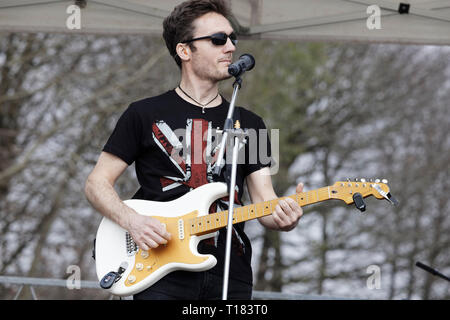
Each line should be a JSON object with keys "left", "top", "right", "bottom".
{"left": 178, "top": 73, "right": 221, "bottom": 108}
{"left": 190, "top": 186, "right": 334, "bottom": 236}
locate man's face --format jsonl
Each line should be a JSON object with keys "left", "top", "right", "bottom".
{"left": 188, "top": 12, "right": 236, "bottom": 82}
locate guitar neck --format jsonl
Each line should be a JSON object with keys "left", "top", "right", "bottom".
{"left": 189, "top": 186, "right": 333, "bottom": 236}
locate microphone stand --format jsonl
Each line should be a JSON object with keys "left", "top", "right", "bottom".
{"left": 213, "top": 76, "right": 248, "bottom": 300}
{"left": 416, "top": 261, "right": 450, "bottom": 282}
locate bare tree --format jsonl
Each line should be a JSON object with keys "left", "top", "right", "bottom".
{"left": 0, "top": 32, "right": 171, "bottom": 299}
{"left": 1, "top": 31, "right": 448, "bottom": 300}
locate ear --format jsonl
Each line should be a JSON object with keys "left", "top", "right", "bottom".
{"left": 176, "top": 43, "right": 190, "bottom": 63}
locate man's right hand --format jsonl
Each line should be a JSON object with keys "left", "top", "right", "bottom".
{"left": 125, "top": 213, "right": 172, "bottom": 251}
{"left": 84, "top": 152, "right": 172, "bottom": 251}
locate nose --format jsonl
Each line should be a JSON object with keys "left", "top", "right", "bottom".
{"left": 223, "top": 37, "right": 236, "bottom": 53}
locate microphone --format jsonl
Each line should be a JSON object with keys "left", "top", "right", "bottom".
{"left": 228, "top": 54, "right": 255, "bottom": 77}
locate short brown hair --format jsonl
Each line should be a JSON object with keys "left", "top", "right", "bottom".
{"left": 163, "top": 0, "right": 231, "bottom": 69}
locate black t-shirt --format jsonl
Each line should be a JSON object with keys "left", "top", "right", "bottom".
{"left": 103, "top": 89, "right": 271, "bottom": 287}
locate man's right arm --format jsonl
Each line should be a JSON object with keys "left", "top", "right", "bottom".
{"left": 84, "top": 151, "right": 171, "bottom": 251}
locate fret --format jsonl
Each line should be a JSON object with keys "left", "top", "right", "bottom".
{"left": 190, "top": 218, "right": 194, "bottom": 235}
{"left": 194, "top": 217, "right": 199, "bottom": 234}
{"left": 263, "top": 201, "right": 271, "bottom": 216}
{"left": 254, "top": 202, "right": 262, "bottom": 217}
{"left": 218, "top": 212, "right": 222, "bottom": 228}
{"left": 213, "top": 213, "right": 219, "bottom": 229}
{"left": 237, "top": 206, "right": 243, "bottom": 223}
{"left": 199, "top": 216, "right": 204, "bottom": 232}
{"left": 297, "top": 193, "right": 305, "bottom": 205}
{"left": 203, "top": 216, "right": 208, "bottom": 232}
{"left": 222, "top": 211, "right": 227, "bottom": 227}
{"left": 273, "top": 198, "right": 280, "bottom": 211}
{"left": 226, "top": 210, "right": 231, "bottom": 226}
{"left": 220, "top": 211, "right": 227, "bottom": 228}
{"left": 203, "top": 216, "right": 207, "bottom": 232}
{"left": 248, "top": 204, "right": 255, "bottom": 218}
{"left": 206, "top": 215, "right": 211, "bottom": 231}
{"left": 192, "top": 218, "right": 197, "bottom": 234}
{"left": 203, "top": 215, "right": 208, "bottom": 232}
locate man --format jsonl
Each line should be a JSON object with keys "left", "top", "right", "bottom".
{"left": 84, "top": 0, "right": 303, "bottom": 300}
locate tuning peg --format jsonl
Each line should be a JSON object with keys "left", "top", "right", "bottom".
{"left": 375, "top": 179, "right": 380, "bottom": 183}
{"left": 360, "top": 178, "right": 366, "bottom": 183}
{"left": 382, "top": 179, "right": 388, "bottom": 183}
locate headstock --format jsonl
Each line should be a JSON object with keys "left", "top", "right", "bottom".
{"left": 330, "top": 179, "right": 398, "bottom": 211}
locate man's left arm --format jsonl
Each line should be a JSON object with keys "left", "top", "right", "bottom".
{"left": 246, "top": 167, "right": 304, "bottom": 231}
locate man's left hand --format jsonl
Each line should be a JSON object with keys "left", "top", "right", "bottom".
{"left": 272, "top": 182, "right": 304, "bottom": 231}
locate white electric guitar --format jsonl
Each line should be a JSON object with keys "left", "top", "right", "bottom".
{"left": 94, "top": 179, "right": 397, "bottom": 296}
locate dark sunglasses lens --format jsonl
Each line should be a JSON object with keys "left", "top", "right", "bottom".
{"left": 229, "top": 33, "right": 238, "bottom": 45}
{"left": 211, "top": 33, "right": 227, "bottom": 45}
{"left": 210, "top": 33, "right": 237, "bottom": 46}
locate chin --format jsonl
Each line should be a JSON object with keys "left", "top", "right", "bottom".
{"left": 209, "top": 71, "right": 231, "bottom": 82}
{"left": 218, "top": 68, "right": 232, "bottom": 80}
{"left": 220, "top": 73, "right": 233, "bottom": 80}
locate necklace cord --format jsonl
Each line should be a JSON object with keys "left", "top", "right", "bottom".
{"left": 177, "top": 85, "right": 219, "bottom": 113}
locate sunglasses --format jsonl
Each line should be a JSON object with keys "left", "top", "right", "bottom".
{"left": 182, "top": 32, "right": 238, "bottom": 46}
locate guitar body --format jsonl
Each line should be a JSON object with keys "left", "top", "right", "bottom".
{"left": 95, "top": 182, "right": 228, "bottom": 296}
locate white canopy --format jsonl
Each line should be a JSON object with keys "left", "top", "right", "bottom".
{"left": 0, "top": 0, "right": 449, "bottom": 45}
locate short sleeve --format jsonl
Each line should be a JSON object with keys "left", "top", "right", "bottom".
{"left": 243, "top": 116, "right": 274, "bottom": 177}
{"left": 103, "top": 103, "right": 143, "bottom": 165}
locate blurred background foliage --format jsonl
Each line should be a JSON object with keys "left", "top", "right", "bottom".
{"left": 0, "top": 32, "right": 449, "bottom": 299}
